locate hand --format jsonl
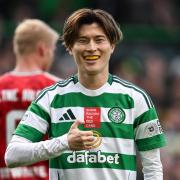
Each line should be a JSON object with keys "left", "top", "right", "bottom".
{"left": 67, "top": 120, "right": 95, "bottom": 150}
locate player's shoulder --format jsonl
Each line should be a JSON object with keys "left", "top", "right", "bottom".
{"left": 111, "top": 74, "right": 149, "bottom": 96}
{"left": 111, "top": 74, "right": 153, "bottom": 108}
{"left": 52, "top": 75, "right": 75, "bottom": 89}
{"left": 34, "top": 75, "right": 75, "bottom": 103}
{"left": 111, "top": 75, "right": 137, "bottom": 89}
{"left": 39, "top": 75, "right": 75, "bottom": 93}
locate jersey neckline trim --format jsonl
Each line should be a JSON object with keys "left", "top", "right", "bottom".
{"left": 72, "top": 73, "right": 113, "bottom": 85}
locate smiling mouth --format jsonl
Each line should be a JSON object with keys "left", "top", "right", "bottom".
{"left": 84, "top": 55, "right": 100, "bottom": 60}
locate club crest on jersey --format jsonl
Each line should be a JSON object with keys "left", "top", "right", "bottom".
{"left": 108, "top": 107, "right": 125, "bottom": 124}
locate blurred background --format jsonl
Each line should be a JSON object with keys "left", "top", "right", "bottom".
{"left": 0, "top": 0, "right": 179, "bottom": 179}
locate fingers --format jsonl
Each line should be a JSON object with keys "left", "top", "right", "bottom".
{"left": 69, "top": 120, "right": 93, "bottom": 137}
{"left": 81, "top": 134, "right": 95, "bottom": 142}
{"left": 79, "top": 130, "right": 93, "bottom": 137}
{"left": 70, "top": 120, "right": 83, "bottom": 130}
{"left": 68, "top": 120, "right": 95, "bottom": 151}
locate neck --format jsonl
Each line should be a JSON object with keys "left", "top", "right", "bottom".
{"left": 78, "top": 72, "right": 109, "bottom": 90}
{"left": 14, "top": 55, "right": 42, "bottom": 72}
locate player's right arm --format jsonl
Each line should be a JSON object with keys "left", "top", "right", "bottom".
{"left": 5, "top": 90, "right": 95, "bottom": 168}
{"left": 5, "top": 120, "right": 94, "bottom": 168}
{"left": 5, "top": 134, "right": 68, "bottom": 167}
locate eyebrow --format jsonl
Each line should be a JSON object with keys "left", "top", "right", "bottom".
{"left": 78, "top": 35, "right": 106, "bottom": 39}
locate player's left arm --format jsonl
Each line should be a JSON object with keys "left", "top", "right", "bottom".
{"left": 133, "top": 89, "right": 166, "bottom": 180}
{"left": 140, "top": 148, "right": 163, "bottom": 180}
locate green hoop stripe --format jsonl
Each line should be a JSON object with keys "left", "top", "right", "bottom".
{"left": 28, "top": 102, "right": 51, "bottom": 124}
{"left": 49, "top": 122, "right": 134, "bottom": 139}
{"left": 14, "top": 124, "right": 44, "bottom": 142}
{"left": 50, "top": 93, "right": 134, "bottom": 109}
{"left": 136, "top": 134, "right": 167, "bottom": 151}
{"left": 134, "top": 107, "right": 158, "bottom": 128}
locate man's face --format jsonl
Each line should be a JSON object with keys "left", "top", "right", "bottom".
{"left": 69, "top": 23, "right": 115, "bottom": 76}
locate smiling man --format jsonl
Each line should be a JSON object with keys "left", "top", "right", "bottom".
{"left": 5, "top": 8, "right": 166, "bottom": 180}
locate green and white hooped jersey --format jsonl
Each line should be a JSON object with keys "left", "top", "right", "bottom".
{"left": 15, "top": 74, "right": 166, "bottom": 180}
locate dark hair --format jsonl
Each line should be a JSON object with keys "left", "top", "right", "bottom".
{"left": 61, "top": 8, "right": 123, "bottom": 48}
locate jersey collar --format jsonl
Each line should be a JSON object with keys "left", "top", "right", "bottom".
{"left": 73, "top": 73, "right": 113, "bottom": 85}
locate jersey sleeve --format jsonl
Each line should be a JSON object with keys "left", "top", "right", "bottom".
{"left": 14, "top": 101, "right": 50, "bottom": 142}
{"left": 14, "top": 86, "right": 53, "bottom": 142}
{"left": 134, "top": 92, "right": 167, "bottom": 151}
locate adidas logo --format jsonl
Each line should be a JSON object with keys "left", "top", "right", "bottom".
{"left": 59, "top": 109, "right": 76, "bottom": 121}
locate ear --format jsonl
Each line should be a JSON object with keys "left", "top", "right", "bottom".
{"left": 111, "top": 44, "right": 115, "bottom": 54}
{"left": 37, "top": 42, "right": 45, "bottom": 57}
{"left": 67, "top": 47, "right": 73, "bottom": 55}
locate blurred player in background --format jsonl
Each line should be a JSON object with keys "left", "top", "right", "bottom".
{"left": 0, "top": 19, "right": 60, "bottom": 179}
{"left": 5, "top": 9, "right": 166, "bottom": 180}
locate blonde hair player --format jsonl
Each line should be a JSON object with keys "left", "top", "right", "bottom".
{"left": 0, "top": 19, "right": 61, "bottom": 179}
